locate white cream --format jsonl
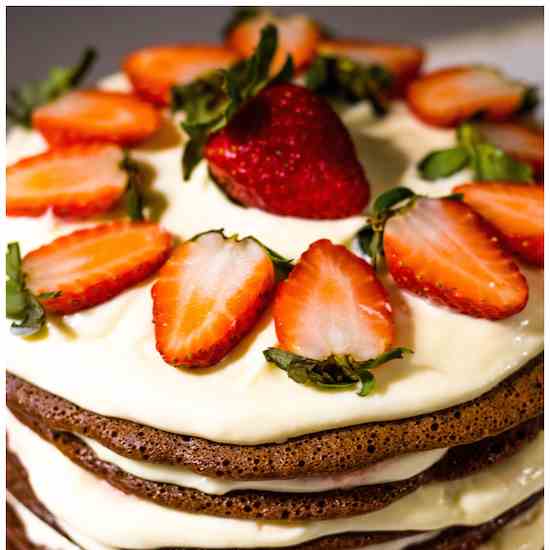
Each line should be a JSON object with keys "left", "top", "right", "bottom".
{"left": 6, "top": 412, "right": 544, "bottom": 549}
{"left": 5, "top": 73, "right": 544, "bottom": 445}
{"left": 83, "top": 435, "right": 447, "bottom": 494}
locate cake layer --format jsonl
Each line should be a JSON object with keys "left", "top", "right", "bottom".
{"left": 6, "top": 78, "right": 544, "bottom": 445}
{"left": 6, "top": 361, "right": 542, "bottom": 479}
{"left": 6, "top": 411, "right": 543, "bottom": 549}
{"left": 6, "top": 452, "right": 544, "bottom": 550}
{"left": 9, "top": 403, "right": 542, "bottom": 521}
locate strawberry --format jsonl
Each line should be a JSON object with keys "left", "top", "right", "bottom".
{"left": 473, "top": 122, "right": 544, "bottom": 178}
{"left": 7, "top": 144, "right": 128, "bottom": 218}
{"left": 318, "top": 39, "right": 424, "bottom": 95}
{"left": 23, "top": 222, "right": 172, "bottom": 314}
{"left": 204, "top": 83, "right": 370, "bottom": 219}
{"left": 225, "top": 9, "right": 320, "bottom": 74}
{"left": 123, "top": 45, "right": 239, "bottom": 105}
{"left": 407, "top": 66, "right": 537, "bottom": 127}
{"left": 383, "top": 196, "right": 528, "bottom": 320}
{"left": 32, "top": 90, "right": 161, "bottom": 146}
{"left": 266, "top": 239, "right": 405, "bottom": 396}
{"left": 454, "top": 182, "right": 543, "bottom": 267}
{"left": 152, "top": 231, "right": 277, "bottom": 368}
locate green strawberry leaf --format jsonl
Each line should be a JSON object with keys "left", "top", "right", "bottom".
{"left": 120, "top": 154, "right": 146, "bottom": 221}
{"left": 7, "top": 47, "right": 97, "bottom": 128}
{"left": 5, "top": 242, "right": 54, "bottom": 336}
{"left": 264, "top": 347, "right": 412, "bottom": 396}
{"left": 417, "top": 147, "right": 471, "bottom": 181}
{"left": 305, "top": 54, "right": 393, "bottom": 114}
{"left": 418, "top": 123, "right": 533, "bottom": 183}
{"left": 470, "top": 143, "right": 533, "bottom": 182}
{"left": 172, "top": 24, "right": 293, "bottom": 181}
{"left": 222, "top": 7, "right": 262, "bottom": 38}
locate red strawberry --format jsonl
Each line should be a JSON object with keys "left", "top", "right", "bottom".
{"left": 318, "top": 39, "right": 424, "bottom": 95}
{"left": 273, "top": 239, "right": 394, "bottom": 361}
{"left": 24, "top": 222, "right": 172, "bottom": 314}
{"left": 7, "top": 144, "right": 127, "bottom": 218}
{"left": 455, "top": 182, "right": 543, "bottom": 267}
{"left": 123, "top": 45, "right": 239, "bottom": 105}
{"left": 383, "top": 197, "right": 528, "bottom": 320}
{"left": 32, "top": 90, "right": 161, "bottom": 146}
{"left": 152, "top": 231, "right": 276, "bottom": 367}
{"left": 474, "top": 122, "right": 544, "bottom": 178}
{"left": 204, "top": 83, "right": 370, "bottom": 219}
{"left": 407, "top": 66, "right": 534, "bottom": 127}
{"left": 226, "top": 10, "right": 320, "bottom": 74}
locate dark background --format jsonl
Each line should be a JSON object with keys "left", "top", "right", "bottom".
{"left": 7, "top": 6, "right": 543, "bottom": 91}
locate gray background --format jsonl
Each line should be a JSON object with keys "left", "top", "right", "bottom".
{"left": 7, "top": 6, "right": 543, "bottom": 91}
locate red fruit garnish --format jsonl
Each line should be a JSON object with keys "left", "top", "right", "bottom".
{"left": 384, "top": 197, "right": 528, "bottom": 320}
{"left": 274, "top": 239, "right": 394, "bottom": 361}
{"left": 407, "top": 66, "right": 534, "bottom": 127}
{"left": 32, "top": 90, "right": 161, "bottom": 146}
{"left": 455, "top": 182, "right": 543, "bottom": 267}
{"left": 24, "top": 221, "right": 172, "bottom": 314}
{"left": 319, "top": 39, "right": 424, "bottom": 95}
{"left": 152, "top": 231, "right": 276, "bottom": 367}
{"left": 7, "top": 144, "right": 127, "bottom": 218}
{"left": 204, "top": 83, "right": 370, "bottom": 219}
{"left": 474, "top": 122, "right": 544, "bottom": 178}
{"left": 226, "top": 10, "right": 320, "bottom": 74}
{"left": 123, "top": 45, "right": 239, "bottom": 105}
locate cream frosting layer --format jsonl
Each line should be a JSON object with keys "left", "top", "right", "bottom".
{"left": 7, "top": 412, "right": 544, "bottom": 549}
{"left": 5, "top": 73, "right": 544, "bottom": 445}
{"left": 83, "top": 435, "right": 447, "bottom": 493}
{"left": 9, "top": 490, "right": 544, "bottom": 550}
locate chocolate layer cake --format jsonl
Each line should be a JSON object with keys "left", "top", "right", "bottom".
{"left": 6, "top": 9, "right": 544, "bottom": 550}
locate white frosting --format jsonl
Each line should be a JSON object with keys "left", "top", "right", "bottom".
{"left": 5, "top": 73, "right": 544, "bottom": 445}
{"left": 83, "top": 435, "right": 447, "bottom": 494}
{"left": 10, "top": 487, "right": 544, "bottom": 550}
{"left": 7, "top": 412, "right": 544, "bottom": 549}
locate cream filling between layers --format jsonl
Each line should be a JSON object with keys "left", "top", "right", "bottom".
{"left": 83, "top": 435, "right": 447, "bottom": 493}
{"left": 7, "top": 412, "right": 544, "bottom": 549}
{"left": 6, "top": 73, "right": 544, "bottom": 445}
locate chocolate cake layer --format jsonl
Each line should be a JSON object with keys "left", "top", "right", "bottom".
{"left": 6, "top": 449, "right": 543, "bottom": 549}
{"left": 6, "top": 356, "right": 543, "bottom": 480}
{"left": 9, "top": 405, "right": 542, "bottom": 521}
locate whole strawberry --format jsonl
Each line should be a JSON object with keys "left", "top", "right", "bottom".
{"left": 205, "top": 83, "right": 369, "bottom": 219}
{"left": 173, "top": 24, "right": 370, "bottom": 220}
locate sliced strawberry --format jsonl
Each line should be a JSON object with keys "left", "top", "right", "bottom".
{"left": 318, "top": 39, "right": 424, "bottom": 95}
{"left": 384, "top": 197, "right": 528, "bottom": 320}
{"left": 273, "top": 239, "right": 393, "bottom": 361}
{"left": 24, "top": 222, "right": 172, "bottom": 314}
{"left": 32, "top": 90, "right": 161, "bottom": 146}
{"left": 123, "top": 45, "right": 239, "bottom": 105}
{"left": 152, "top": 231, "right": 276, "bottom": 367}
{"left": 226, "top": 10, "right": 320, "bottom": 74}
{"left": 454, "top": 182, "right": 543, "bottom": 267}
{"left": 474, "top": 122, "right": 544, "bottom": 178}
{"left": 7, "top": 144, "right": 127, "bottom": 218}
{"left": 407, "top": 66, "right": 534, "bottom": 127}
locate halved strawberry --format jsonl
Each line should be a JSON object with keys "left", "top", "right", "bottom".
{"left": 152, "top": 231, "right": 276, "bottom": 368}
{"left": 474, "top": 122, "right": 544, "bottom": 178}
{"left": 7, "top": 144, "right": 127, "bottom": 218}
{"left": 407, "top": 66, "right": 535, "bottom": 127}
{"left": 123, "top": 45, "right": 239, "bottom": 105}
{"left": 226, "top": 10, "right": 320, "bottom": 74}
{"left": 318, "top": 39, "right": 424, "bottom": 95}
{"left": 24, "top": 221, "right": 172, "bottom": 314}
{"left": 454, "top": 182, "right": 543, "bottom": 267}
{"left": 32, "top": 90, "right": 161, "bottom": 146}
{"left": 274, "top": 239, "right": 394, "bottom": 360}
{"left": 384, "top": 197, "right": 528, "bottom": 319}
